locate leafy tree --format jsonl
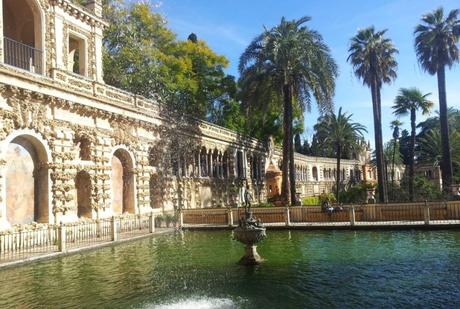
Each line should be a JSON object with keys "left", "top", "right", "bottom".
{"left": 239, "top": 16, "right": 338, "bottom": 205}
{"left": 418, "top": 129, "right": 460, "bottom": 183}
{"left": 301, "top": 139, "right": 311, "bottom": 155}
{"left": 397, "top": 176, "right": 443, "bottom": 202}
{"left": 348, "top": 27, "right": 398, "bottom": 203}
{"left": 399, "top": 129, "right": 412, "bottom": 165}
{"left": 393, "top": 88, "right": 433, "bottom": 201}
{"left": 310, "top": 135, "right": 321, "bottom": 157}
{"left": 164, "top": 38, "right": 230, "bottom": 117}
{"left": 294, "top": 134, "right": 302, "bottom": 153}
{"left": 315, "top": 107, "right": 367, "bottom": 202}
{"left": 417, "top": 108, "right": 460, "bottom": 184}
{"left": 101, "top": 1, "right": 234, "bottom": 120}
{"left": 414, "top": 7, "right": 460, "bottom": 193}
{"left": 418, "top": 108, "right": 460, "bottom": 138}
{"left": 102, "top": 2, "right": 174, "bottom": 97}
{"left": 207, "top": 75, "right": 245, "bottom": 131}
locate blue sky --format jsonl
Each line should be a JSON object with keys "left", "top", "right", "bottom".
{"left": 157, "top": 0, "right": 460, "bottom": 146}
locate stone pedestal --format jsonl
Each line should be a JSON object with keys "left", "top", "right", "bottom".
{"left": 239, "top": 244, "right": 263, "bottom": 265}
{"left": 233, "top": 221, "right": 266, "bottom": 266}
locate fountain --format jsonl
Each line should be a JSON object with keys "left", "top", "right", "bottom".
{"left": 233, "top": 184, "right": 267, "bottom": 265}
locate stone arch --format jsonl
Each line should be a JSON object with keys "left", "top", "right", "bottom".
{"left": 3, "top": 0, "right": 45, "bottom": 73}
{"left": 2, "top": 131, "right": 51, "bottom": 225}
{"left": 75, "top": 170, "right": 92, "bottom": 218}
{"left": 312, "top": 166, "right": 318, "bottom": 181}
{"left": 111, "top": 147, "right": 135, "bottom": 215}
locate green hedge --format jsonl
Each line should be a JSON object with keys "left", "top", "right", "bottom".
{"left": 302, "top": 196, "right": 320, "bottom": 206}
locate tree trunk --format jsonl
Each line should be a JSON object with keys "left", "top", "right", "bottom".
{"left": 437, "top": 65, "right": 453, "bottom": 195}
{"left": 288, "top": 87, "right": 296, "bottom": 205}
{"left": 409, "top": 108, "right": 416, "bottom": 201}
{"left": 289, "top": 124, "right": 296, "bottom": 205}
{"left": 373, "top": 81, "right": 388, "bottom": 203}
{"left": 336, "top": 144, "right": 341, "bottom": 203}
{"left": 391, "top": 139, "right": 396, "bottom": 201}
{"left": 281, "top": 84, "right": 292, "bottom": 204}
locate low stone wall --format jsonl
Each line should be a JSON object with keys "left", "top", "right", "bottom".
{"left": 181, "top": 201, "right": 460, "bottom": 226}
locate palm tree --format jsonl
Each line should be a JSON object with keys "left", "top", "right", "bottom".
{"left": 390, "top": 119, "right": 403, "bottom": 199}
{"left": 348, "top": 26, "right": 398, "bottom": 203}
{"left": 419, "top": 129, "right": 460, "bottom": 169}
{"left": 393, "top": 88, "right": 433, "bottom": 201}
{"left": 414, "top": 7, "right": 460, "bottom": 194}
{"left": 315, "top": 107, "right": 367, "bottom": 202}
{"left": 239, "top": 16, "right": 338, "bottom": 205}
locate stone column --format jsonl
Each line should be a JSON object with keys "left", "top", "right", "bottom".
{"left": 243, "top": 151, "right": 248, "bottom": 179}
{"left": 149, "top": 212, "right": 155, "bottom": 233}
{"left": 179, "top": 211, "right": 184, "bottom": 227}
{"left": 227, "top": 208, "right": 233, "bottom": 226}
{"left": 177, "top": 156, "right": 181, "bottom": 177}
{"left": 221, "top": 155, "right": 225, "bottom": 179}
{"left": 285, "top": 207, "right": 291, "bottom": 226}
{"left": 58, "top": 223, "right": 67, "bottom": 252}
{"left": 208, "top": 152, "right": 212, "bottom": 177}
{"left": 0, "top": 0, "right": 4, "bottom": 63}
{"left": 423, "top": 201, "right": 430, "bottom": 225}
{"left": 350, "top": 206, "right": 356, "bottom": 226}
{"left": 196, "top": 151, "right": 200, "bottom": 177}
{"left": 111, "top": 216, "right": 118, "bottom": 241}
{"left": 94, "top": 29, "right": 104, "bottom": 82}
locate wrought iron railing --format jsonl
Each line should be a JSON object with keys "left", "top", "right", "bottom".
{"left": 3, "top": 37, "right": 43, "bottom": 74}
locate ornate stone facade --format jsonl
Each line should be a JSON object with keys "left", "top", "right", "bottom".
{"left": 0, "top": 0, "right": 371, "bottom": 229}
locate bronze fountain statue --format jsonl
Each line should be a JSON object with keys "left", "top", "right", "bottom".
{"left": 233, "top": 183, "right": 267, "bottom": 265}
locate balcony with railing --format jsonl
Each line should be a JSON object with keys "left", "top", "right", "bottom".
{"left": 3, "top": 37, "right": 43, "bottom": 75}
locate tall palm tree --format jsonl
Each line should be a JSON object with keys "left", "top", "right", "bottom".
{"left": 348, "top": 26, "right": 398, "bottom": 203}
{"left": 239, "top": 16, "right": 338, "bottom": 205}
{"left": 315, "top": 107, "right": 367, "bottom": 202}
{"left": 390, "top": 119, "right": 402, "bottom": 199}
{"left": 393, "top": 88, "right": 433, "bottom": 201}
{"left": 414, "top": 7, "right": 460, "bottom": 194}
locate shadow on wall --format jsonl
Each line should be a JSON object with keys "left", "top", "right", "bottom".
{"left": 147, "top": 100, "right": 267, "bottom": 210}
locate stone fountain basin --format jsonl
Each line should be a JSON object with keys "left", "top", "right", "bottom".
{"left": 233, "top": 226, "right": 267, "bottom": 245}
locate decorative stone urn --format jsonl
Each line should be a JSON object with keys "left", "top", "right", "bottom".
{"left": 233, "top": 211, "right": 266, "bottom": 265}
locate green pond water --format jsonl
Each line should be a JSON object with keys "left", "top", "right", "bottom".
{"left": 1, "top": 229, "right": 460, "bottom": 308}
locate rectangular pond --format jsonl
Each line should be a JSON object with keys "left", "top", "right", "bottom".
{"left": 1, "top": 230, "right": 460, "bottom": 308}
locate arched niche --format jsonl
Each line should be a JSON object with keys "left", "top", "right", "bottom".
{"left": 76, "top": 171, "right": 92, "bottom": 218}
{"left": 4, "top": 134, "right": 49, "bottom": 224}
{"left": 312, "top": 166, "right": 319, "bottom": 181}
{"left": 111, "top": 148, "right": 135, "bottom": 215}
